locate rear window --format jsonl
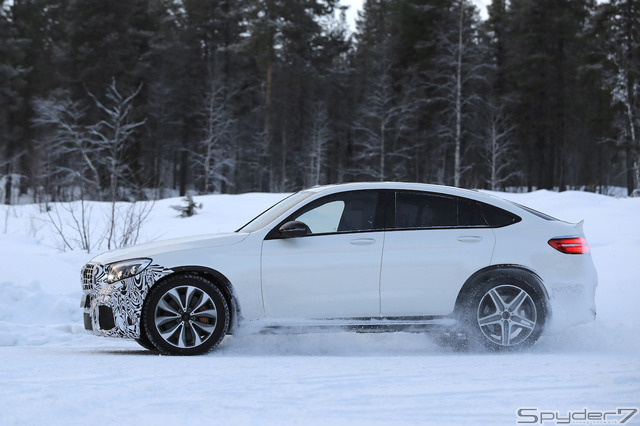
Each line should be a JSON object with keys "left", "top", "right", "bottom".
{"left": 512, "top": 202, "right": 559, "bottom": 221}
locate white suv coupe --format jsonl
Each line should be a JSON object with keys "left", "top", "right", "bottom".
{"left": 81, "top": 183, "right": 597, "bottom": 355}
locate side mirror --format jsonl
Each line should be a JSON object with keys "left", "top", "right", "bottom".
{"left": 279, "top": 221, "right": 310, "bottom": 238}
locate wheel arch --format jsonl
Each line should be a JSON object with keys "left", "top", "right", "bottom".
{"left": 154, "top": 265, "right": 240, "bottom": 333}
{"left": 453, "top": 264, "right": 550, "bottom": 318}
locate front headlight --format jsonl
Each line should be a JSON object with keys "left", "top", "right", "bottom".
{"left": 104, "top": 258, "right": 152, "bottom": 284}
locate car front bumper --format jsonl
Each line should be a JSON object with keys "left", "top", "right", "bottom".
{"left": 81, "top": 262, "right": 173, "bottom": 339}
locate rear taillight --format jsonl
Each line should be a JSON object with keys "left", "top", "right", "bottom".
{"left": 548, "top": 237, "right": 590, "bottom": 254}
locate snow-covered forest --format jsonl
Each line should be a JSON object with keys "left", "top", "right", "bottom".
{"left": 1, "top": 0, "right": 639, "bottom": 204}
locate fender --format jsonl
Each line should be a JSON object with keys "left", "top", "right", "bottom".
{"left": 163, "top": 265, "right": 241, "bottom": 332}
{"left": 453, "top": 264, "right": 550, "bottom": 316}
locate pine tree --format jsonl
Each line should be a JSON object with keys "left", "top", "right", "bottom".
{"left": 504, "top": 0, "right": 593, "bottom": 190}
{"left": 66, "top": 0, "right": 154, "bottom": 99}
{"left": 244, "top": 0, "right": 342, "bottom": 191}
{"left": 0, "top": 2, "right": 28, "bottom": 203}
{"left": 431, "top": 0, "right": 486, "bottom": 187}
{"left": 595, "top": 0, "right": 640, "bottom": 195}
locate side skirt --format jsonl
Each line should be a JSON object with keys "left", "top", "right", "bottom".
{"left": 241, "top": 316, "right": 457, "bottom": 335}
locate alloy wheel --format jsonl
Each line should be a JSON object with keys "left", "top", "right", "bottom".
{"left": 476, "top": 284, "right": 537, "bottom": 347}
{"left": 153, "top": 285, "right": 218, "bottom": 349}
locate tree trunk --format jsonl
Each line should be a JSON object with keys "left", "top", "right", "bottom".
{"left": 179, "top": 149, "right": 188, "bottom": 196}
{"left": 261, "top": 62, "right": 273, "bottom": 192}
{"left": 627, "top": 146, "right": 635, "bottom": 196}
{"left": 4, "top": 169, "right": 11, "bottom": 205}
{"left": 454, "top": 1, "right": 464, "bottom": 188}
{"left": 624, "top": 76, "right": 638, "bottom": 195}
{"left": 379, "top": 121, "right": 385, "bottom": 181}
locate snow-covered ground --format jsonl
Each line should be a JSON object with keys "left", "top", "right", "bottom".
{"left": 0, "top": 189, "right": 639, "bottom": 425}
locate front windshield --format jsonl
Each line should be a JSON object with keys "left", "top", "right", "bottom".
{"left": 237, "top": 190, "right": 315, "bottom": 233}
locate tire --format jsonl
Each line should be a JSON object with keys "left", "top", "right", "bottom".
{"left": 142, "top": 274, "right": 229, "bottom": 356}
{"left": 460, "top": 272, "right": 547, "bottom": 351}
{"left": 135, "top": 330, "right": 157, "bottom": 351}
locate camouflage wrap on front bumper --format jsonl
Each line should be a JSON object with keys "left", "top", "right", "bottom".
{"left": 82, "top": 263, "right": 173, "bottom": 339}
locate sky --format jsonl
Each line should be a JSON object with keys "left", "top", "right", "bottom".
{"left": 340, "top": 0, "right": 491, "bottom": 30}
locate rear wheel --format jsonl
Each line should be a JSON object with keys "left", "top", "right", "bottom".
{"left": 461, "top": 273, "right": 546, "bottom": 351}
{"left": 142, "top": 274, "right": 229, "bottom": 355}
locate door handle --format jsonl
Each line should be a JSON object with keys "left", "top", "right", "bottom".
{"left": 457, "top": 236, "right": 483, "bottom": 243}
{"left": 350, "top": 238, "right": 376, "bottom": 245}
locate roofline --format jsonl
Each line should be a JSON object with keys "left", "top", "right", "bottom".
{"left": 300, "top": 182, "right": 523, "bottom": 215}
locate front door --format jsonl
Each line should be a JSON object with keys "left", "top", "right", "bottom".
{"left": 261, "top": 190, "right": 385, "bottom": 318}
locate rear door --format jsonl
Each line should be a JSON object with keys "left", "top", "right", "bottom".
{"left": 380, "top": 191, "right": 496, "bottom": 316}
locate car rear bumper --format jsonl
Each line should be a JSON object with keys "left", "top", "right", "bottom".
{"left": 544, "top": 259, "right": 598, "bottom": 330}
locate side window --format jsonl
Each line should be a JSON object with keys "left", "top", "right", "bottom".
{"left": 395, "top": 192, "right": 457, "bottom": 229}
{"left": 289, "top": 191, "right": 381, "bottom": 235}
{"left": 478, "top": 202, "right": 521, "bottom": 227}
{"left": 296, "top": 201, "right": 345, "bottom": 234}
{"left": 458, "top": 198, "right": 487, "bottom": 227}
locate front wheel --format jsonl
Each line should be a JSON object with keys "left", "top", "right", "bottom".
{"left": 461, "top": 273, "right": 547, "bottom": 351}
{"left": 135, "top": 333, "right": 157, "bottom": 351}
{"left": 142, "top": 274, "right": 229, "bottom": 355}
